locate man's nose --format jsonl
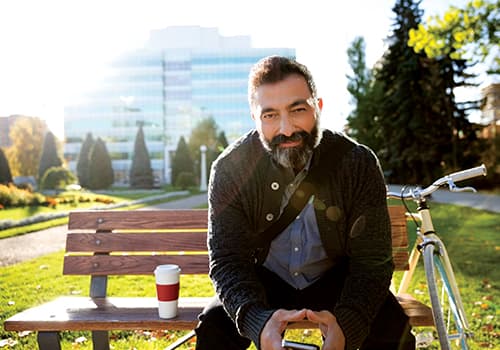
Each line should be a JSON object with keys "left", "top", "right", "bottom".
{"left": 279, "top": 115, "right": 294, "bottom": 136}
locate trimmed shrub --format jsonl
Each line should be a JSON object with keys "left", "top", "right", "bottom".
{"left": 0, "top": 147, "right": 13, "bottom": 184}
{"left": 38, "top": 131, "right": 63, "bottom": 183}
{"left": 88, "top": 138, "right": 114, "bottom": 190}
{"left": 175, "top": 172, "right": 196, "bottom": 190}
{"left": 129, "top": 124, "right": 154, "bottom": 189}
{"left": 40, "top": 167, "right": 77, "bottom": 190}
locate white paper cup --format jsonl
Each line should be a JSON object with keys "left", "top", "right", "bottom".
{"left": 154, "top": 264, "right": 181, "bottom": 319}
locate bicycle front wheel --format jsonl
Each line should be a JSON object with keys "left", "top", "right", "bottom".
{"left": 423, "top": 241, "right": 471, "bottom": 350}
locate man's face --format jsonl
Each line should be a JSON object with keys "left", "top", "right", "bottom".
{"left": 251, "top": 74, "right": 322, "bottom": 170}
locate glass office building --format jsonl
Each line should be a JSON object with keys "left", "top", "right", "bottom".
{"left": 64, "top": 26, "right": 294, "bottom": 184}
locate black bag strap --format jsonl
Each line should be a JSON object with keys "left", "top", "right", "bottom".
{"left": 253, "top": 135, "right": 355, "bottom": 264}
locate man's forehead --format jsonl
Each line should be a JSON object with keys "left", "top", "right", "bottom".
{"left": 253, "top": 77, "right": 312, "bottom": 108}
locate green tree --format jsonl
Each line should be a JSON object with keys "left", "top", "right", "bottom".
{"left": 345, "top": 36, "right": 384, "bottom": 151}
{"left": 408, "top": 0, "right": 499, "bottom": 74}
{"left": 76, "top": 133, "right": 94, "bottom": 188}
{"left": 214, "top": 131, "right": 229, "bottom": 159}
{"left": 6, "top": 116, "right": 47, "bottom": 178}
{"left": 407, "top": 0, "right": 494, "bottom": 179}
{"left": 0, "top": 147, "right": 13, "bottom": 184}
{"left": 372, "top": 0, "right": 483, "bottom": 184}
{"left": 216, "top": 131, "right": 229, "bottom": 153}
{"left": 129, "top": 124, "right": 154, "bottom": 189}
{"left": 88, "top": 138, "right": 114, "bottom": 190}
{"left": 188, "top": 117, "right": 219, "bottom": 184}
{"left": 171, "top": 136, "right": 194, "bottom": 186}
{"left": 38, "top": 131, "right": 63, "bottom": 183}
{"left": 375, "top": 0, "right": 436, "bottom": 183}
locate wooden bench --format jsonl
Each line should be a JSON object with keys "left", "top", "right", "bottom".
{"left": 4, "top": 206, "right": 433, "bottom": 349}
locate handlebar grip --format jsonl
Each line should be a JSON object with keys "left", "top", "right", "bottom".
{"left": 445, "top": 164, "right": 487, "bottom": 184}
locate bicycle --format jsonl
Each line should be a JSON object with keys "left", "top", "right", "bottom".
{"left": 387, "top": 164, "right": 487, "bottom": 350}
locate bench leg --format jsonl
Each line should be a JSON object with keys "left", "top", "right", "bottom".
{"left": 165, "top": 330, "right": 196, "bottom": 350}
{"left": 92, "top": 330, "right": 110, "bottom": 350}
{"left": 37, "top": 331, "right": 61, "bottom": 350}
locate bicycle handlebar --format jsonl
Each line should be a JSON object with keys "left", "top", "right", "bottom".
{"left": 387, "top": 164, "right": 487, "bottom": 200}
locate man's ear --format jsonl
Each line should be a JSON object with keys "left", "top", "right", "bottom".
{"left": 317, "top": 98, "right": 323, "bottom": 111}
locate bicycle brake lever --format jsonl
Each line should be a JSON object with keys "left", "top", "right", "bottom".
{"left": 447, "top": 178, "right": 477, "bottom": 193}
{"left": 450, "top": 186, "right": 477, "bottom": 193}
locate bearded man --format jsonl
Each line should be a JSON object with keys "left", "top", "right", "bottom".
{"left": 194, "top": 56, "right": 415, "bottom": 350}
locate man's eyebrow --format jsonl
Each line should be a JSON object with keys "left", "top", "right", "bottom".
{"left": 259, "top": 98, "right": 312, "bottom": 116}
{"left": 288, "top": 99, "right": 311, "bottom": 108}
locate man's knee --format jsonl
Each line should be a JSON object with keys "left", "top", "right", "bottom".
{"left": 195, "top": 304, "right": 251, "bottom": 350}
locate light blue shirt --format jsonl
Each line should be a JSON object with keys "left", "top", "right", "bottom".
{"left": 263, "top": 157, "right": 334, "bottom": 289}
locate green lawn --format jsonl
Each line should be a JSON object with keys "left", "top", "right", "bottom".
{"left": 0, "top": 202, "right": 498, "bottom": 349}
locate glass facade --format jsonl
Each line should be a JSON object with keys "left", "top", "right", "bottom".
{"left": 64, "top": 27, "right": 295, "bottom": 184}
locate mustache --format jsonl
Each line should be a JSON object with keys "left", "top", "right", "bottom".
{"left": 270, "top": 131, "right": 310, "bottom": 148}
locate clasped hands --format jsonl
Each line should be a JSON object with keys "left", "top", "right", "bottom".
{"left": 260, "top": 309, "right": 345, "bottom": 350}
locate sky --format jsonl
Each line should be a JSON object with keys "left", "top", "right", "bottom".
{"left": 0, "top": 0, "right": 474, "bottom": 140}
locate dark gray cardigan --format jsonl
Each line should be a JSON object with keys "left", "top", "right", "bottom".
{"left": 207, "top": 129, "right": 393, "bottom": 349}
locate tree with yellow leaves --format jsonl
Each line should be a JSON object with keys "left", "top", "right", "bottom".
{"left": 408, "top": 0, "right": 499, "bottom": 74}
{"left": 6, "top": 116, "right": 48, "bottom": 179}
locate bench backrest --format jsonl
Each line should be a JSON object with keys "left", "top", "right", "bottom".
{"left": 65, "top": 206, "right": 408, "bottom": 295}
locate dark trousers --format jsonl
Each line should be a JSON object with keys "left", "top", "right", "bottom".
{"left": 195, "top": 265, "right": 415, "bottom": 350}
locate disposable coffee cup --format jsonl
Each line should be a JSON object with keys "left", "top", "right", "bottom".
{"left": 154, "top": 264, "right": 181, "bottom": 319}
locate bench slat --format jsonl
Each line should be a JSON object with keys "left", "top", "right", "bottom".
{"left": 396, "top": 293, "right": 434, "bottom": 327}
{"left": 4, "top": 297, "right": 207, "bottom": 332}
{"left": 4, "top": 295, "right": 433, "bottom": 332}
{"left": 68, "top": 210, "right": 208, "bottom": 230}
{"left": 66, "top": 232, "right": 208, "bottom": 252}
{"left": 63, "top": 255, "right": 209, "bottom": 275}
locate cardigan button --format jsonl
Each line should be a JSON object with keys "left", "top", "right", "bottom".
{"left": 270, "top": 182, "right": 280, "bottom": 190}
{"left": 265, "top": 213, "right": 274, "bottom": 221}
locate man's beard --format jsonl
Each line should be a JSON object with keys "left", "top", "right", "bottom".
{"left": 261, "top": 125, "right": 319, "bottom": 170}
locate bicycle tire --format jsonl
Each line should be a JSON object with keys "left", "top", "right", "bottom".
{"left": 423, "top": 241, "right": 470, "bottom": 349}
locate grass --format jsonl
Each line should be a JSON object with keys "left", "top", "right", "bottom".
{"left": 0, "top": 202, "right": 498, "bottom": 349}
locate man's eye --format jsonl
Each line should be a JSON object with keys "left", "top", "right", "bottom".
{"left": 262, "top": 113, "right": 277, "bottom": 120}
{"left": 291, "top": 107, "right": 307, "bottom": 113}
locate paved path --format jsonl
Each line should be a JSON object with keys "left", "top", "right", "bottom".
{"left": 0, "top": 193, "right": 208, "bottom": 267}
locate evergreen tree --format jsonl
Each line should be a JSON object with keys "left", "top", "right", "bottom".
{"left": 375, "top": 0, "right": 455, "bottom": 184}
{"left": 375, "top": 0, "right": 484, "bottom": 184}
{"left": 171, "top": 136, "right": 194, "bottom": 185}
{"left": 216, "top": 131, "right": 229, "bottom": 154}
{"left": 76, "top": 133, "right": 94, "bottom": 188}
{"left": 0, "top": 147, "right": 13, "bottom": 184}
{"left": 38, "top": 131, "right": 63, "bottom": 183}
{"left": 427, "top": 56, "right": 485, "bottom": 171}
{"left": 129, "top": 124, "right": 154, "bottom": 189}
{"left": 88, "top": 138, "right": 114, "bottom": 190}
{"left": 345, "top": 37, "right": 385, "bottom": 151}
